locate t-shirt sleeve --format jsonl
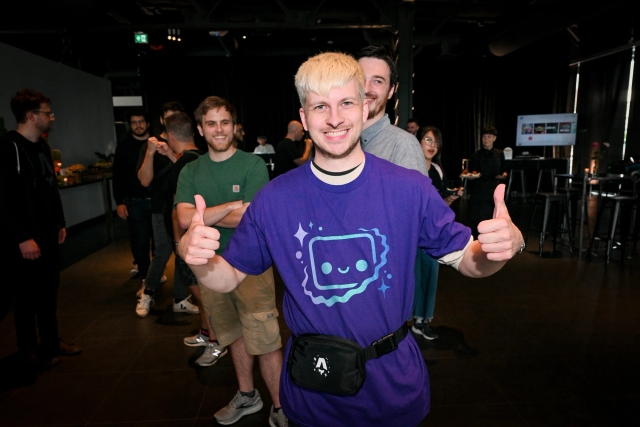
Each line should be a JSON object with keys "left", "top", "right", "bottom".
{"left": 223, "top": 191, "right": 273, "bottom": 275}
{"left": 175, "top": 161, "right": 197, "bottom": 206}
{"left": 243, "top": 158, "right": 269, "bottom": 202}
{"left": 136, "top": 142, "right": 147, "bottom": 172}
{"left": 417, "top": 179, "right": 471, "bottom": 258}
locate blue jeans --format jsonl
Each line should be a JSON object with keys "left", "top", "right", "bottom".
{"left": 125, "top": 198, "right": 152, "bottom": 279}
{"left": 145, "top": 213, "right": 173, "bottom": 292}
{"left": 413, "top": 250, "right": 439, "bottom": 321}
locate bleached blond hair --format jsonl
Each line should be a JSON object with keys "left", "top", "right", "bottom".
{"left": 295, "top": 52, "right": 365, "bottom": 106}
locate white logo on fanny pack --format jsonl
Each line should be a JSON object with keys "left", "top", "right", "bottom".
{"left": 313, "top": 356, "right": 330, "bottom": 377}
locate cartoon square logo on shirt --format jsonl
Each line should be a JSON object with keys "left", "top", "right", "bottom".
{"left": 232, "top": 185, "right": 240, "bottom": 192}
{"left": 293, "top": 222, "right": 390, "bottom": 306}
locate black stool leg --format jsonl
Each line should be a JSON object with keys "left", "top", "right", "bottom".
{"left": 607, "top": 201, "right": 622, "bottom": 264}
{"left": 540, "top": 198, "right": 551, "bottom": 257}
{"left": 564, "top": 198, "right": 575, "bottom": 256}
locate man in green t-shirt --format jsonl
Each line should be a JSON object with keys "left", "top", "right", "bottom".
{"left": 175, "top": 96, "right": 285, "bottom": 426}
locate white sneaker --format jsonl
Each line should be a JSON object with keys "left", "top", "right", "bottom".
{"left": 136, "top": 293, "right": 153, "bottom": 317}
{"left": 160, "top": 275, "right": 167, "bottom": 284}
{"left": 195, "top": 342, "right": 228, "bottom": 367}
{"left": 130, "top": 263, "right": 139, "bottom": 277}
{"left": 173, "top": 296, "right": 199, "bottom": 314}
{"left": 136, "top": 279, "right": 146, "bottom": 298}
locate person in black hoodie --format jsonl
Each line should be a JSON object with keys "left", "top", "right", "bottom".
{"left": 0, "top": 88, "right": 80, "bottom": 367}
{"left": 468, "top": 126, "right": 508, "bottom": 237}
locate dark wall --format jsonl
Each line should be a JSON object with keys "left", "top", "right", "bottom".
{"left": 412, "top": 33, "right": 572, "bottom": 180}
{"left": 138, "top": 55, "right": 308, "bottom": 152}
{"left": 128, "top": 34, "right": 636, "bottom": 180}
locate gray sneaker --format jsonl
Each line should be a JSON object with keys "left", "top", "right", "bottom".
{"left": 195, "top": 342, "right": 228, "bottom": 367}
{"left": 214, "top": 389, "right": 263, "bottom": 425}
{"left": 183, "top": 332, "right": 209, "bottom": 347}
{"left": 269, "top": 405, "right": 288, "bottom": 427}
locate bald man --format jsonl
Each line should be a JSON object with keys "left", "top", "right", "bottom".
{"left": 273, "top": 120, "right": 312, "bottom": 178}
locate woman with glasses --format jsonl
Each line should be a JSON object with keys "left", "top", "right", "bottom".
{"left": 411, "top": 126, "right": 463, "bottom": 340}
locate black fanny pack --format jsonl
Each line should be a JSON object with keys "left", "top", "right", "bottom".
{"left": 287, "top": 323, "right": 408, "bottom": 396}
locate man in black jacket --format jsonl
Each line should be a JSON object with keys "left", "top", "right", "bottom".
{"left": 0, "top": 88, "right": 80, "bottom": 367}
{"left": 112, "top": 108, "right": 153, "bottom": 283}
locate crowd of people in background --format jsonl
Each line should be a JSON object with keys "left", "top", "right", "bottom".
{"left": 1, "top": 45, "right": 521, "bottom": 427}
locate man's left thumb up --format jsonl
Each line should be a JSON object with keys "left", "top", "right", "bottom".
{"left": 492, "top": 184, "right": 509, "bottom": 219}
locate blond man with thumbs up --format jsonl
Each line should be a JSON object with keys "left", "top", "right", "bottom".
{"left": 178, "top": 52, "right": 524, "bottom": 427}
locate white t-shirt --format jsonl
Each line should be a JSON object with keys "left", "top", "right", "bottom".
{"left": 254, "top": 144, "right": 275, "bottom": 154}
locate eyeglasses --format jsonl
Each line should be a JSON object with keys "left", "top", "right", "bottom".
{"left": 422, "top": 137, "right": 437, "bottom": 147}
{"left": 33, "top": 110, "right": 54, "bottom": 118}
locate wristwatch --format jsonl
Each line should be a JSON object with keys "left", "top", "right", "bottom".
{"left": 517, "top": 241, "right": 526, "bottom": 254}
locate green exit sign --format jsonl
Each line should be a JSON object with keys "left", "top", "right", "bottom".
{"left": 134, "top": 32, "right": 148, "bottom": 44}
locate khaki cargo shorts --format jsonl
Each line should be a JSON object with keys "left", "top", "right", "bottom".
{"left": 199, "top": 267, "right": 281, "bottom": 355}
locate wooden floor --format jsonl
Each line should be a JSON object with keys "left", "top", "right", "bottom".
{"left": 1, "top": 193, "right": 639, "bottom": 427}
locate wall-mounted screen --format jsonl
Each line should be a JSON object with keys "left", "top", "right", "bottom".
{"left": 515, "top": 113, "right": 578, "bottom": 146}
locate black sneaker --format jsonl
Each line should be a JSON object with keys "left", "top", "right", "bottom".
{"left": 411, "top": 322, "right": 439, "bottom": 340}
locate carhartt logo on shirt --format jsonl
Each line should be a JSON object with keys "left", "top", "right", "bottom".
{"left": 232, "top": 185, "right": 240, "bottom": 192}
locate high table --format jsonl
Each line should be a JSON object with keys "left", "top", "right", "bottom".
{"left": 58, "top": 171, "right": 115, "bottom": 240}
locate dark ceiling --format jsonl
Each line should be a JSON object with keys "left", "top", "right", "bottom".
{"left": 1, "top": 0, "right": 637, "bottom": 80}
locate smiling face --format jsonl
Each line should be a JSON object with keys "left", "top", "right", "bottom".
{"left": 299, "top": 78, "right": 368, "bottom": 164}
{"left": 197, "top": 107, "right": 236, "bottom": 155}
{"left": 482, "top": 133, "right": 497, "bottom": 150}
{"left": 421, "top": 130, "right": 439, "bottom": 162}
{"left": 358, "top": 57, "right": 394, "bottom": 125}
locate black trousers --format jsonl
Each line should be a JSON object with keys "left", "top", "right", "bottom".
{"left": 12, "top": 231, "right": 61, "bottom": 358}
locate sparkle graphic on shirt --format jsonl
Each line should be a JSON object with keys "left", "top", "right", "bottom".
{"left": 378, "top": 280, "right": 390, "bottom": 297}
{"left": 309, "top": 221, "right": 314, "bottom": 229}
{"left": 294, "top": 223, "right": 308, "bottom": 246}
{"left": 296, "top": 224, "right": 390, "bottom": 306}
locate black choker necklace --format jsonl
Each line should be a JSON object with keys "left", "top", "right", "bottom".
{"left": 312, "top": 160, "right": 362, "bottom": 176}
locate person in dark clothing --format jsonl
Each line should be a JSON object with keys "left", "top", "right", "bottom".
{"left": 273, "top": 120, "right": 311, "bottom": 178}
{"left": 112, "top": 108, "right": 153, "bottom": 282}
{"left": 468, "top": 126, "right": 508, "bottom": 237}
{"left": 0, "top": 88, "right": 80, "bottom": 367}
{"left": 135, "top": 101, "right": 198, "bottom": 317}
{"left": 159, "top": 111, "right": 222, "bottom": 366}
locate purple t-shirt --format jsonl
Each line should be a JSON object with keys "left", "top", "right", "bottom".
{"left": 224, "top": 153, "right": 471, "bottom": 427}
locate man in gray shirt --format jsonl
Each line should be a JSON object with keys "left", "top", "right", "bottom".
{"left": 355, "top": 46, "right": 428, "bottom": 176}
{"left": 356, "top": 46, "right": 441, "bottom": 341}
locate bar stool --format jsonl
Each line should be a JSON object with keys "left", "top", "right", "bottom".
{"left": 526, "top": 189, "right": 574, "bottom": 257}
{"left": 506, "top": 169, "right": 526, "bottom": 202}
{"left": 589, "top": 172, "right": 640, "bottom": 264}
{"left": 536, "top": 168, "right": 556, "bottom": 193}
